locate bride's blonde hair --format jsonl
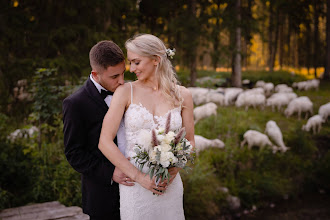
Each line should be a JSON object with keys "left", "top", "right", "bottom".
{"left": 125, "top": 34, "right": 183, "bottom": 106}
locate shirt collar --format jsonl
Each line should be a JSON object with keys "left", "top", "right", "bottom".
{"left": 90, "top": 74, "right": 107, "bottom": 94}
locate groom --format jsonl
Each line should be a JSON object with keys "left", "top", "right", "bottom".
{"left": 63, "top": 40, "right": 133, "bottom": 220}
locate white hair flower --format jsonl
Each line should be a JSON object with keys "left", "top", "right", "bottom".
{"left": 166, "top": 48, "right": 176, "bottom": 59}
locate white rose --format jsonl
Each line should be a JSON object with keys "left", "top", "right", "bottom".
{"left": 149, "top": 148, "right": 158, "bottom": 163}
{"left": 137, "top": 129, "right": 152, "bottom": 151}
{"left": 160, "top": 152, "right": 172, "bottom": 167}
{"left": 160, "top": 143, "right": 171, "bottom": 152}
{"left": 163, "top": 131, "right": 176, "bottom": 144}
{"left": 157, "top": 134, "right": 165, "bottom": 143}
{"left": 156, "top": 127, "right": 165, "bottom": 134}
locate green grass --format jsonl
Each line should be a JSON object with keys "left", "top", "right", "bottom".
{"left": 182, "top": 70, "right": 330, "bottom": 219}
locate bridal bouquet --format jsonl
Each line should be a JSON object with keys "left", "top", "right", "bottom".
{"left": 133, "top": 113, "right": 194, "bottom": 184}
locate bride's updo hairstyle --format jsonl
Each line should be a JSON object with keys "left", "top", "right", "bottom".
{"left": 125, "top": 34, "right": 183, "bottom": 106}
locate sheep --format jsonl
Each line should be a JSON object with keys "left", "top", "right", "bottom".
{"left": 318, "top": 102, "right": 330, "bottom": 121}
{"left": 194, "top": 135, "right": 225, "bottom": 155}
{"left": 305, "top": 79, "right": 320, "bottom": 91}
{"left": 206, "top": 92, "right": 225, "bottom": 106}
{"left": 255, "top": 80, "right": 266, "bottom": 88}
{"left": 7, "top": 126, "right": 39, "bottom": 142}
{"left": 224, "top": 88, "right": 243, "bottom": 106}
{"left": 292, "top": 81, "right": 307, "bottom": 90}
{"left": 284, "top": 96, "right": 313, "bottom": 119}
{"left": 188, "top": 87, "right": 210, "bottom": 106}
{"left": 241, "top": 130, "right": 277, "bottom": 151}
{"left": 266, "top": 94, "right": 291, "bottom": 112}
{"left": 193, "top": 102, "right": 218, "bottom": 124}
{"left": 302, "top": 115, "right": 325, "bottom": 134}
{"left": 292, "top": 79, "right": 320, "bottom": 91}
{"left": 235, "top": 93, "right": 266, "bottom": 111}
{"left": 265, "top": 120, "right": 289, "bottom": 152}
{"left": 263, "top": 82, "right": 274, "bottom": 96}
{"left": 275, "top": 84, "right": 287, "bottom": 91}
{"left": 275, "top": 84, "right": 291, "bottom": 93}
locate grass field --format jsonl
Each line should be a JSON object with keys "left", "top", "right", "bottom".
{"left": 179, "top": 70, "right": 330, "bottom": 219}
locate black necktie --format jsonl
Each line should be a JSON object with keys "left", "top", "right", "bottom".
{"left": 100, "top": 89, "right": 114, "bottom": 99}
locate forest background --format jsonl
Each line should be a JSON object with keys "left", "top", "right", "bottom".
{"left": 0, "top": 0, "right": 330, "bottom": 219}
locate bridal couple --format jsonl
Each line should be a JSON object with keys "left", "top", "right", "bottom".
{"left": 63, "top": 34, "right": 195, "bottom": 220}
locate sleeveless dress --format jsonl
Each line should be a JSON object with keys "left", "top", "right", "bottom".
{"left": 119, "top": 82, "right": 185, "bottom": 220}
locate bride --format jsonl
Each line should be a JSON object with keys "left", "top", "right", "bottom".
{"left": 98, "top": 34, "right": 195, "bottom": 219}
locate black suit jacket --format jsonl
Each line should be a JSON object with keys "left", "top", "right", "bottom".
{"left": 63, "top": 78, "right": 119, "bottom": 217}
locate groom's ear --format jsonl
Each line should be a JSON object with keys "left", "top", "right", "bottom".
{"left": 91, "top": 70, "right": 99, "bottom": 80}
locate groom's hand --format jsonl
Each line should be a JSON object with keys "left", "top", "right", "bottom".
{"left": 113, "top": 167, "right": 135, "bottom": 186}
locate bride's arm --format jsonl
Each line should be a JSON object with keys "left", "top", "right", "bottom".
{"left": 98, "top": 84, "right": 164, "bottom": 195}
{"left": 168, "top": 86, "right": 195, "bottom": 183}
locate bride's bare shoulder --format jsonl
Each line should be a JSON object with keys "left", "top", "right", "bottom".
{"left": 113, "top": 83, "right": 133, "bottom": 99}
{"left": 178, "top": 85, "right": 192, "bottom": 100}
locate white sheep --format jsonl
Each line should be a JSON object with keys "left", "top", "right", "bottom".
{"left": 318, "top": 102, "right": 330, "bottom": 121}
{"left": 284, "top": 96, "right": 313, "bottom": 119}
{"left": 206, "top": 92, "right": 225, "bottom": 106}
{"left": 241, "top": 130, "right": 277, "bottom": 151}
{"left": 255, "top": 80, "right": 266, "bottom": 88}
{"left": 236, "top": 93, "right": 266, "bottom": 111}
{"left": 224, "top": 88, "right": 243, "bottom": 106}
{"left": 194, "top": 135, "right": 225, "bottom": 155}
{"left": 305, "top": 79, "right": 320, "bottom": 90}
{"left": 302, "top": 115, "right": 325, "bottom": 134}
{"left": 193, "top": 102, "right": 218, "bottom": 124}
{"left": 266, "top": 94, "right": 291, "bottom": 112}
{"left": 275, "top": 84, "right": 291, "bottom": 93}
{"left": 7, "top": 126, "right": 39, "bottom": 142}
{"left": 275, "top": 84, "right": 286, "bottom": 91}
{"left": 188, "top": 87, "right": 209, "bottom": 105}
{"left": 265, "top": 120, "right": 289, "bottom": 153}
{"left": 263, "top": 82, "right": 274, "bottom": 96}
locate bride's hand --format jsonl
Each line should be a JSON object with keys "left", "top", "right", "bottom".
{"left": 165, "top": 167, "right": 181, "bottom": 185}
{"left": 135, "top": 173, "right": 166, "bottom": 195}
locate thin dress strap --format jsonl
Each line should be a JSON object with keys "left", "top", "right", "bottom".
{"left": 129, "top": 82, "right": 133, "bottom": 104}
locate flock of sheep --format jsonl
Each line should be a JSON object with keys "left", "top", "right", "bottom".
{"left": 191, "top": 78, "right": 330, "bottom": 154}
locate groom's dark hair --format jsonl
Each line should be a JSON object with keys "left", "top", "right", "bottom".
{"left": 89, "top": 40, "right": 125, "bottom": 71}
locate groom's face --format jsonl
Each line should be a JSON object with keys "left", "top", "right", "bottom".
{"left": 93, "top": 61, "right": 125, "bottom": 92}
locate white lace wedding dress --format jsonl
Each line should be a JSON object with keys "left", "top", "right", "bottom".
{"left": 119, "top": 83, "right": 185, "bottom": 220}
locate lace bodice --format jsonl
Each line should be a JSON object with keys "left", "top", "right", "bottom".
{"left": 125, "top": 102, "right": 182, "bottom": 157}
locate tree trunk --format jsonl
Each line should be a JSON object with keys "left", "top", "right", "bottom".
{"left": 279, "top": 12, "right": 284, "bottom": 69}
{"left": 189, "top": 0, "right": 197, "bottom": 86}
{"left": 325, "top": 0, "right": 330, "bottom": 80}
{"left": 313, "top": 0, "right": 319, "bottom": 78}
{"left": 271, "top": 8, "right": 280, "bottom": 71}
{"left": 268, "top": 1, "right": 275, "bottom": 72}
{"left": 287, "top": 16, "right": 291, "bottom": 67}
{"left": 306, "top": 20, "right": 312, "bottom": 75}
{"left": 231, "top": 0, "right": 242, "bottom": 87}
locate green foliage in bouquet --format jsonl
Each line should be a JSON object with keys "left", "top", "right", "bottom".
{"left": 133, "top": 112, "right": 194, "bottom": 184}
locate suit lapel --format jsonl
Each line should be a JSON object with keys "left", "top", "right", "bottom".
{"left": 84, "top": 78, "right": 109, "bottom": 111}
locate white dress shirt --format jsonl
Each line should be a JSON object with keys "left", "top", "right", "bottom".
{"left": 90, "top": 75, "right": 127, "bottom": 156}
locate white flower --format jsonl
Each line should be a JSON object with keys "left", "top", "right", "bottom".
{"left": 160, "top": 143, "right": 171, "bottom": 152}
{"left": 162, "top": 131, "right": 176, "bottom": 144}
{"left": 136, "top": 129, "right": 152, "bottom": 151}
{"left": 160, "top": 151, "right": 176, "bottom": 167}
{"left": 166, "top": 48, "right": 176, "bottom": 59}
{"left": 149, "top": 149, "right": 158, "bottom": 163}
{"left": 156, "top": 127, "right": 165, "bottom": 134}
